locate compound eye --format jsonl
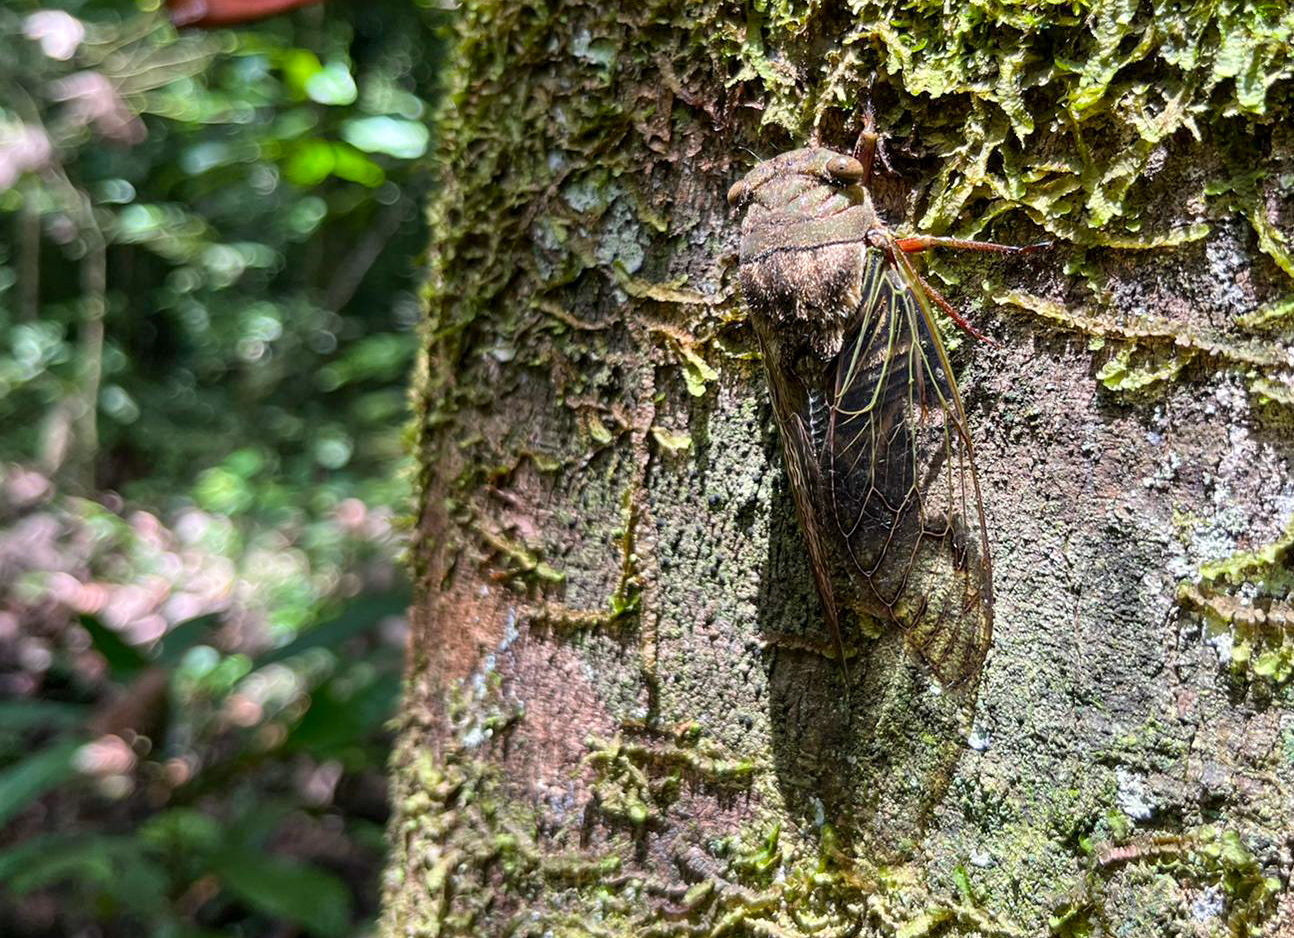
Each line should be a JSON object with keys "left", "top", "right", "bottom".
{"left": 727, "top": 180, "right": 747, "bottom": 206}
{"left": 825, "top": 155, "right": 865, "bottom": 182}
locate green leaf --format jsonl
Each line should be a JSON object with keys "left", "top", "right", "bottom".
{"left": 285, "top": 674, "right": 400, "bottom": 758}
{"left": 280, "top": 48, "right": 323, "bottom": 98}
{"left": 255, "top": 588, "right": 409, "bottom": 668}
{"left": 341, "top": 116, "right": 429, "bottom": 159}
{"left": 305, "top": 63, "right": 357, "bottom": 106}
{"left": 212, "top": 850, "right": 352, "bottom": 938}
{"left": 286, "top": 142, "right": 385, "bottom": 188}
{"left": 156, "top": 614, "right": 221, "bottom": 667}
{"left": 285, "top": 140, "right": 336, "bottom": 187}
{"left": 137, "top": 807, "right": 223, "bottom": 857}
{"left": 80, "top": 614, "right": 149, "bottom": 680}
{"left": 0, "top": 700, "right": 87, "bottom": 731}
{"left": 0, "top": 833, "right": 169, "bottom": 913}
{"left": 0, "top": 738, "right": 83, "bottom": 827}
{"left": 329, "top": 144, "right": 384, "bottom": 187}
{"left": 0, "top": 833, "right": 123, "bottom": 892}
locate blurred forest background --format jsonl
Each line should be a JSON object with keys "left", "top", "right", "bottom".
{"left": 0, "top": 0, "right": 440, "bottom": 935}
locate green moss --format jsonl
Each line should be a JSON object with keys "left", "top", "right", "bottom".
{"left": 383, "top": 682, "right": 633, "bottom": 938}
{"left": 1056, "top": 827, "right": 1284, "bottom": 937}
{"left": 1177, "top": 517, "right": 1294, "bottom": 685}
{"left": 994, "top": 289, "right": 1291, "bottom": 400}
{"left": 471, "top": 521, "right": 566, "bottom": 585}
{"left": 730, "top": 823, "right": 783, "bottom": 880}
{"left": 583, "top": 721, "right": 757, "bottom": 831}
{"left": 409, "top": 0, "right": 1294, "bottom": 553}
{"left": 795, "top": 0, "right": 1294, "bottom": 249}
{"left": 1238, "top": 293, "right": 1294, "bottom": 331}
{"left": 531, "top": 485, "right": 642, "bottom": 633}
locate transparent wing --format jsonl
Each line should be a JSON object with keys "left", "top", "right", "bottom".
{"left": 755, "top": 332, "right": 850, "bottom": 675}
{"left": 825, "top": 247, "right": 993, "bottom": 686}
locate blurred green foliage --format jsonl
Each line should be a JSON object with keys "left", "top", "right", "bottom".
{"left": 0, "top": 0, "right": 441, "bottom": 935}
{"left": 0, "top": 0, "right": 438, "bottom": 508}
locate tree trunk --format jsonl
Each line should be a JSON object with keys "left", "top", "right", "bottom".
{"left": 383, "top": 3, "right": 1294, "bottom": 935}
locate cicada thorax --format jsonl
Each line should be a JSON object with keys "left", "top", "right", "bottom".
{"left": 730, "top": 146, "right": 993, "bottom": 687}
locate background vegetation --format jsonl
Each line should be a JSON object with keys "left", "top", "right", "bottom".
{"left": 0, "top": 1, "right": 438, "bottom": 934}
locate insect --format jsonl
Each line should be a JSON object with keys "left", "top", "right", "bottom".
{"left": 726, "top": 121, "right": 1046, "bottom": 687}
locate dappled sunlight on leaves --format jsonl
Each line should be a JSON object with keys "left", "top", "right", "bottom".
{"left": 0, "top": 0, "right": 438, "bottom": 935}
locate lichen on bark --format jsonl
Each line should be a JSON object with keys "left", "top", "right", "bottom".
{"left": 388, "top": 1, "right": 1294, "bottom": 935}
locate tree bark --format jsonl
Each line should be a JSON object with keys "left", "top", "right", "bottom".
{"left": 384, "top": 3, "right": 1294, "bottom": 935}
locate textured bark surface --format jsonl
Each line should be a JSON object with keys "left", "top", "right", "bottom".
{"left": 384, "top": 3, "right": 1294, "bottom": 935}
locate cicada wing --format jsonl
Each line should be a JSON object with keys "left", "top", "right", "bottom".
{"left": 826, "top": 248, "right": 993, "bottom": 686}
{"left": 755, "top": 332, "right": 850, "bottom": 675}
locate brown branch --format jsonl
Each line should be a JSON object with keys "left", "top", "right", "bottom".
{"left": 323, "top": 197, "right": 408, "bottom": 313}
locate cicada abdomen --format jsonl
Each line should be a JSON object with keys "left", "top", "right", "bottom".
{"left": 727, "top": 146, "right": 1015, "bottom": 687}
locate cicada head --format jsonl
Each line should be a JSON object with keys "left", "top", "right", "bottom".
{"left": 727, "top": 148, "right": 879, "bottom": 260}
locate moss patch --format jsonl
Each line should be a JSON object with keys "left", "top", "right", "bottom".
{"left": 1178, "top": 516, "right": 1294, "bottom": 684}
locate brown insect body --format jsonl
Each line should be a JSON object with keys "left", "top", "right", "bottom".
{"left": 728, "top": 147, "right": 993, "bottom": 687}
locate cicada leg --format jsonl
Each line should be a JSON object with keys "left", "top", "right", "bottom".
{"left": 914, "top": 274, "right": 1000, "bottom": 347}
{"left": 760, "top": 629, "right": 858, "bottom": 663}
{"left": 894, "top": 236, "right": 1050, "bottom": 343}
{"left": 896, "top": 235, "right": 1052, "bottom": 255}
{"left": 887, "top": 243, "right": 1000, "bottom": 346}
{"left": 850, "top": 75, "right": 895, "bottom": 190}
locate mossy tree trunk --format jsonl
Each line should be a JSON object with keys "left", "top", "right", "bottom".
{"left": 383, "top": 3, "right": 1294, "bottom": 935}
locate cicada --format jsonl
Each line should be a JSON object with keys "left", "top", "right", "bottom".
{"left": 727, "top": 132, "right": 1045, "bottom": 687}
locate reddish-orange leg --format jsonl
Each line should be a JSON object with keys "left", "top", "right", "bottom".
{"left": 914, "top": 271, "right": 1000, "bottom": 347}
{"left": 893, "top": 235, "right": 1051, "bottom": 344}
{"left": 896, "top": 235, "right": 1052, "bottom": 254}
{"left": 851, "top": 76, "right": 895, "bottom": 190}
